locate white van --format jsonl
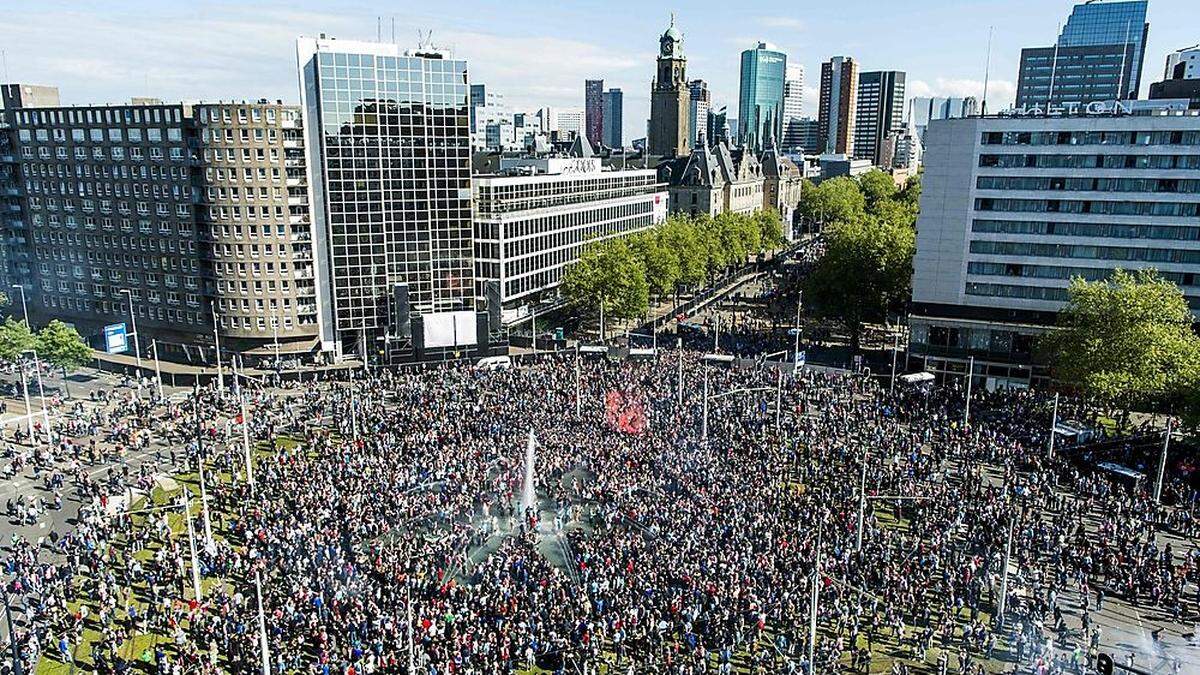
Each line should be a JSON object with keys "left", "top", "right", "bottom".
{"left": 475, "top": 355, "right": 513, "bottom": 371}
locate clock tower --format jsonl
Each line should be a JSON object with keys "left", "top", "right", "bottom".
{"left": 649, "top": 15, "right": 690, "bottom": 157}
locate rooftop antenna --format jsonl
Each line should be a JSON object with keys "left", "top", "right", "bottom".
{"left": 377, "top": 16, "right": 381, "bottom": 42}
{"left": 391, "top": 17, "right": 396, "bottom": 43}
{"left": 981, "top": 26, "right": 994, "bottom": 115}
{"left": 2, "top": 50, "right": 8, "bottom": 82}
{"left": 1048, "top": 24, "right": 1061, "bottom": 107}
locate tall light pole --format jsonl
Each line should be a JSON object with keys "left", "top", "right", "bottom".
{"left": 1, "top": 586, "right": 24, "bottom": 675}
{"left": 22, "top": 351, "right": 50, "bottom": 446}
{"left": 793, "top": 291, "right": 803, "bottom": 365}
{"left": 856, "top": 456, "right": 869, "bottom": 552}
{"left": 574, "top": 343, "right": 581, "bottom": 418}
{"left": 996, "top": 511, "right": 1015, "bottom": 632}
{"left": 676, "top": 338, "right": 683, "bottom": 408}
{"left": 150, "top": 339, "right": 164, "bottom": 399}
{"left": 13, "top": 284, "right": 28, "bottom": 326}
{"left": 255, "top": 570, "right": 270, "bottom": 675}
{"left": 889, "top": 330, "right": 900, "bottom": 396}
{"left": 701, "top": 369, "right": 710, "bottom": 442}
{"left": 963, "top": 356, "right": 975, "bottom": 427}
{"left": 1047, "top": 393, "right": 1059, "bottom": 460}
{"left": 211, "top": 308, "right": 225, "bottom": 395}
{"left": 774, "top": 367, "right": 783, "bottom": 433}
{"left": 18, "top": 354, "right": 34, "bottom": 442}
{"left": 808, "top": 527, "right": 821, "bottom": 669}
{"left": 1154, "top": 417, "right": 1173, "bottom": 504}
{"left": 118, "top": 288, "right": 142, "bottom": 372}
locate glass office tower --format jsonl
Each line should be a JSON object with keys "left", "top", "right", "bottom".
{"left": 297, "top": 37, "right": 474, "bottom": 356}
{"left": 738, "top": 42, "right": 787, "bottom": 152}
{"left": 1015, "top": 0, "right": 1148, "bottom": 109}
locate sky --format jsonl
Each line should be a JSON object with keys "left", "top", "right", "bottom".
{"left": 1, "top": 0, "right": 1194, "bottom": 143}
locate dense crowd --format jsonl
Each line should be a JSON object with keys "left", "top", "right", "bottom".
{"left": 1, "top": 351, "right": 1198, "bottom": 674}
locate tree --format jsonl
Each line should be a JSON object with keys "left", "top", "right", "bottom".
{"left": 1042, "top": 269, "right": 1200, "bottom": 418}
{"left": 859, "top": 169, "right": 897, "bottom": 210}
{"left": 36, "top": 319, "right": 93, "bottom": 377}
{"left": 804, "top": 215, "right": 916, "bottom": 352}
{"left": 659, "top": 216, "right": 708, "bottom": 288}
{"left": 0, "top": 317, "right": 36, "bottom": 363}
{"left": 755, "top": 210, "right": 785, "bottom": 250}
{"left": 897, "top": 172, "right": 922, "bottom": 211}
{"left": 630, "top": 231, "right": 680, "bottom": 300}
{"left": 798, "top": 176, "right": 866, "bottom": 228}
{"left": 561, "top": 238, "right": 649, "bottom": 324}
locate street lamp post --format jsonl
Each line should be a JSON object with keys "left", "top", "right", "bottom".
{"left": 150, "top": 339, "right": 164, "bottom": 399}
{"left": 1, "top": 586, "right": 24, "bottom": 675}
{"left": 1047, "top": 393, "right": 1059, "bottom": 460}
{"left": 17, "top": 355, "right": 34, "bottom": 442}
{"left": 118, "top": 289, "right": 142, "bottom": 373}
{"left": 211, "top": 309, "right": 225, "bottom": 395}
{"left": 22, "top": 351, "right": 51, "bottom": 446}
{"left": 1154, "top": 417, "right": 1173, "bottom": 504}
{"left": 13, "top": 284, "right": 28, "bottom": 326}
{"left": 889, "top": 330, "right": 900, "bottom": 396}
{"left": 963, "top": 356, "right": 975, "bottom": 427}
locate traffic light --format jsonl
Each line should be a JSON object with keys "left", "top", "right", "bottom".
{"left": 1097, "top": 653, "right": 1113, "bottom": 675}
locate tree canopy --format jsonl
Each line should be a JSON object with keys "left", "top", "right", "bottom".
{"left": 804, "top": 215, "right": 915, "bottom": 351}
{"left": 1042, "top": 269, "right": 1200, "bottom": 415}
{"left": 36, "top": 319, "right": 93, "bottom": 374}
{"left": 562, "top": 209, "right": 787, "bottom": 317}
{"left": 0, "top": 317, "right": 36, "bottom": 363}
{"left": 802, "top": 171, "right": 920, "bottom": 351}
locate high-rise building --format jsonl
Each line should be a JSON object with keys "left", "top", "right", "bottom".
{"left": 297, "top": 36, "right": 476, "bottom": 358}
{"left": 738, "top": 42, "right": 788, "bottom": 151}
{"left": 708, "top": 107, "right": 729, "bottom": 145}
{"left": 469, "top": 83, "right": 505, "bottom": 150}
{"left": 0, "top": 96, "right": 319, "bottom": 357}
{"left": 585, "top": 79, "right": 604, "bottom": 148}
{"left": 649, "top": 17, "right": 690, "bottom": 157}
{"left": 782, "top": 65, "right": 804, "bottom": 138}
{"left": 909, "top": 104, "right": 1200, "bottom": 386}
{"left": 602, "top": 89, "right": 623, "bottom": 148}
{"left": 473, "top": 154, "right": 667, "bottom": 317}
{"left": 1164, "top": 44, "right": 1200, "bottom": 80}
{"left": 688, "top": 80, "right": 710, "bottom": 148}
{"left": 1151, "top": 45, "right": 1200, "bottom": 109}
{"left": 818, "top": 56, "right": 859, "bottom": 155}
{"left": 908, "top": 97, "right": 979, "bottom": 141}
{"left": 783, "top": 117, "right": 822, "bottom": 154}
{"left": 554, "top": 108, "right": 584, "bottom": 139}
{"left": 1014, "top": 0, "right": 1148, "bottom": 110}
{"left": 854, "top": 70, "right": 906, "bottom": 165}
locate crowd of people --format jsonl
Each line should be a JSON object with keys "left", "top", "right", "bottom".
{"left": 1, "top": 349, "right": 1197, "bottom": 674}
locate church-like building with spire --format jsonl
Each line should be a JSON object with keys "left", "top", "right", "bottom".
{"left": 649, "top": 15, "right": 691, "bottom": 157}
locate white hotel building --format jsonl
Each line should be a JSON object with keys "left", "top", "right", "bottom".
{"left": 473, "top": 155, "right": 668, "bottom": 322}
{"left": 910, "top": 102, "right": 1200, "bottom": 387}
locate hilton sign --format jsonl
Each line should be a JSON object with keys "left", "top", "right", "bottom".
{"left": 999, "top": 100, "right": 1134, "bottom": 117}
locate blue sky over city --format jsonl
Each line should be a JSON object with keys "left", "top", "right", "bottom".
{"left": 1, "top": 0, "right": 1193, "bottom": 141}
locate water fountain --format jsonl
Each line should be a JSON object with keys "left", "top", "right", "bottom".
{"left": 521, "top": 428, "right": 536, "bottom": 514}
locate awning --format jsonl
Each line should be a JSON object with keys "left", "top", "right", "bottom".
{"left": 241, "top": 337, "right": 321, "bottom": 356}
{"left": 900, "top": 372, "right": 935, "bottom": 384}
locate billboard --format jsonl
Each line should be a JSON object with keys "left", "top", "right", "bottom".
{"left": 104, "top": 323, "right": 128, "bottom": 354}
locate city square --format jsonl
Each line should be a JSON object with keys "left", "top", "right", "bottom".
{"left": 0, "top": 348, "right": 1195, "bottom": 674}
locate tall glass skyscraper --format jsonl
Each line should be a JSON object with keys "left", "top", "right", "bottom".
{"left": 297, "top": 37, "right": 475, "bottom": 356}
{"left": 1015, "top": 0, "right": 1148, "bottom": 110}
{"left": 738, "top": 42, "right": 787, "bottom": 151}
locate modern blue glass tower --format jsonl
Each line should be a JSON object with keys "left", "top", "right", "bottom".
{"left": 738, "top": 42, "right": 787, "bottom": 151}
{"left": 1015, "top": 0, "right": 1149, "bottom": 110}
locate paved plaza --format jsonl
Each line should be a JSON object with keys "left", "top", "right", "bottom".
{"left": 0, "top": 353, "right": 1196, "bottom": 674}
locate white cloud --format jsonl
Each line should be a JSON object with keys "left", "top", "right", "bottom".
{"left": 758, "top": 16, "right": 805, "bottom": 30}
{"left": 908, "top": 77, "right": 1017, "bottom": 108}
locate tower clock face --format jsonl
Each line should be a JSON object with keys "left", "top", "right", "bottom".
{"left": 661, "top": 39, "right": 674, "bottom": 57}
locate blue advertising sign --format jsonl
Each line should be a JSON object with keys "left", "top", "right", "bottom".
{"left": 104, "top": 323, "right": 128, "bottom": 354}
